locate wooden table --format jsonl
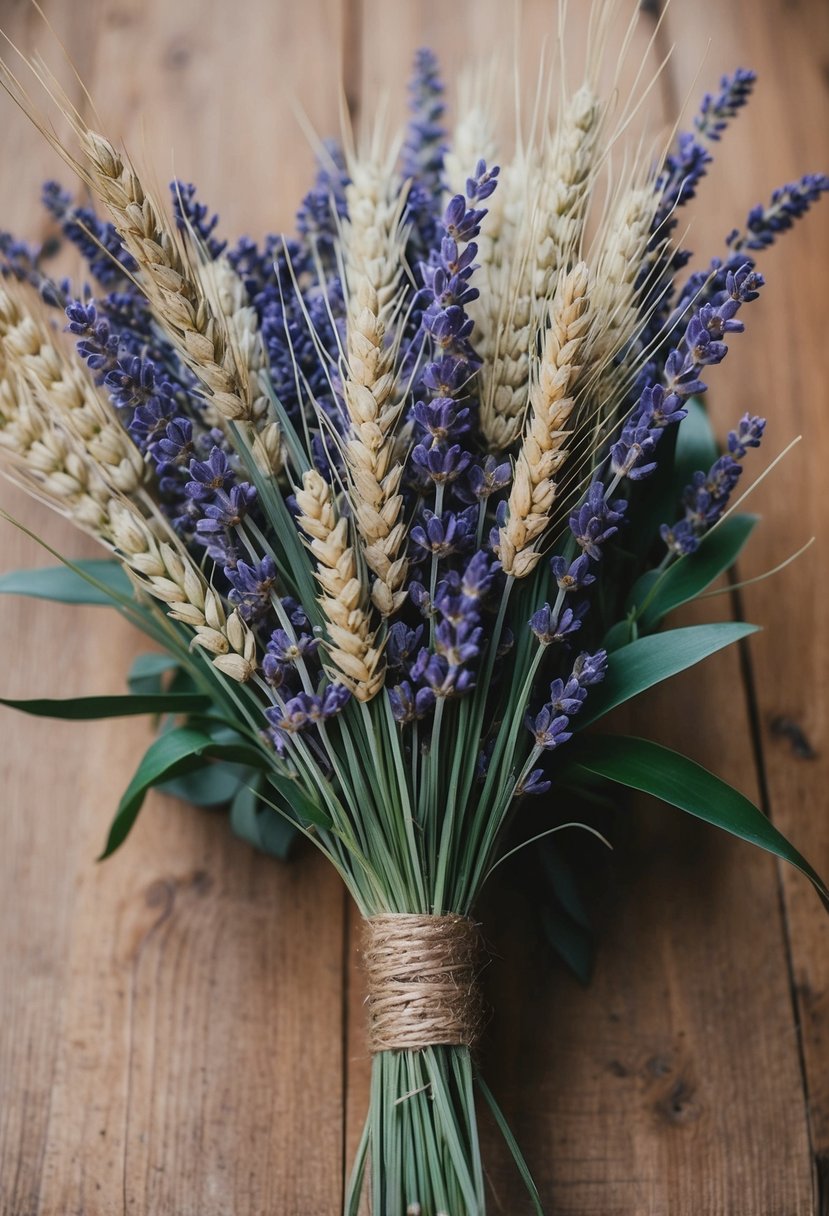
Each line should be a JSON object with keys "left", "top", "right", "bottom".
{"left": 1, "top": 1, "right": 827, "bottom": 1212}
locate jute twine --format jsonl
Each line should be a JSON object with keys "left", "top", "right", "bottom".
{"left": 363, "top": 914, "right": 485, "bottom": 1053}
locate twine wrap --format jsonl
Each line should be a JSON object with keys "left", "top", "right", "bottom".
{"left": 363, "top": 914, "right": 484, "bottom": 1053}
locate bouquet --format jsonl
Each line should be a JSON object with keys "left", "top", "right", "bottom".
{"left": 1, "top": 6, "right": 827, "bottom": 1211}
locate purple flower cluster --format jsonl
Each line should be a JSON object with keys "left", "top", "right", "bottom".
{"left": 171, "top": 181, "right": 227, "bottom": 260}
{"left": 728, "top": 174, "right": 829, "bottom": 252}
{"left": 654, "top": 69, "right": 755, "bottom": 234}
{"left": 661, "top": 413, "right": 765, "bottom": 555}
{"left": 614, "top": 264, "right": 763, "bottom": 481}
{"left": 42, "top": 180, "right": 136, "bottom": 286}
{"left": 402, "top": 49, "right": 447, "bottom": 257}
{"left": 410, "top": 159, "right": 499, "bottom": 492}
{"left": 391, "top": 550, "right": 495, "bottom": 720}
{"left": 520, "top": 650, "right": 608, "bottom": 795}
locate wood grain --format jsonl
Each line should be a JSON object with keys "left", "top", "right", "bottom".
{"left": 0, "top": 3, "right": 346, "bottom": 1215}
{"left": 0, "top": 0, "right": 826, "bottom": 1213}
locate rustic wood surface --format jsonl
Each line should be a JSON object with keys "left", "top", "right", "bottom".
{"left": 0, "top": 1, "right": 826, "bottom": 1213}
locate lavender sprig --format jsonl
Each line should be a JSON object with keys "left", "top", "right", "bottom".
{"left": 661, "top": 413, "right": 765, "bottom": 555}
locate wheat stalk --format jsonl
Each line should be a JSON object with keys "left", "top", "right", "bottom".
{"left": 586, "top": 178, "right": 661, "bottom": 421}
{"left": 294, "top": 468, "right": 385, "bottom": 701}
{"left": 0, "top": 282, "right": 146, "bottom": 495}
{"left": 339, "top": 147, "right": 409, "bottom": 617}
{"left": 0, "top": 354, "right": 116, "bottom": 535}
{"left": 496, "top": 262, "right": 592, "bottom": 578}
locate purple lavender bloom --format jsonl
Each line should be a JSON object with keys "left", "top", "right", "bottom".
{"left": 548, "top": 676, "right": 588, "bottom": 716}
{"left": 401, "top": 49, "right": 447, "bottom": 255}
{"left": 524, "top": 648, "right": 607, "bottom": 758}
{"left": 728, "top": 412, "right": 766, "bottom": 458}
{"left": 661, "top": 414, "right": 765, "bottom": 555}
{"left": 152, "top": 417, "right": 195, "bottom": 465}
{"left": 42, "top": 181, "right": 136, "bottom": 285}
{"left": 407, "top": 160, "right": 498, "bottom": 500}
{"left": 527, "top": 706, "right": 572, "bottom": 750}
{"left": 529, "top": 603, "right": 585, "bottom": 646}
{"left": 226, "top": 557, "right": 278, "bottom": 622}
{"left": 295, "top": 139, "right": 349, "bottom": 265}
{"left": 267, "top": 627, "right": 318, "bottom": 664}
{"left": 386, "top": 622, "right": 425, "bottom": 668}
{"left": 186, "top": 447, "right": 233, "bottom": 499}
{"left": 695, "top": 69, "right": 756, "bottom": 141}
{"left": 572, "top": 649, "right": 608, "bottom": 687}
{"left": 468, "top": 455, "right": 512, "bottom": 501}
{"left": 265, "top": 684, "right": 350, "bottom": 735}
{"left": 197, "top": 483, "right": 257, "bottom": 531}
{"left": 410, "top": 507, "right": 477, "bottom": 560}
{"left": 728, "top": 174, "right": 829, "bottom": 252}
{"left": 388, "top": 680, "right": 436, "bottom": 724}
{"left": 569, "top": 484, "right": 627, "bottom": 559}
{"left": 516, "top": 769, "right": 552, "bottom": 797}
{"left": 171, "top": 181, "right": 226, "bottom": 259}
{"left": 551, "top": 553, "right": 596, "bottom": 593}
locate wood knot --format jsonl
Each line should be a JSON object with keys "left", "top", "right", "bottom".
{"left": 362, "top": 914, "right": 484, "bottom": 1053}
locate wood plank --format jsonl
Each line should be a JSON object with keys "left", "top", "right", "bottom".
{"left": 0, "top": 3, "right": 347, "bottom": 1214}
{"left": 660, "top": 0, "right": 829, "bottom": 1194}
{"left": 350, "top": 2, "right": 814, "bottom": 1211}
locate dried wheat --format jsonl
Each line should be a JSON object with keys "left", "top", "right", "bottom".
{"left": 339, "top": 149, "right": 409, "bottom": 616}
{"left": 294, "top": 468, "right": 385, "bottom": 701}
{"left": 0, "top": 283, "right": 146, "bottom": 495}
{"left": 496, "top": 262, "right": 592, "bottom": 578}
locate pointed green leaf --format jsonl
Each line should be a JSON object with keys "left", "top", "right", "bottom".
{"left": 631, "top": 515, "right": 759, "bottom": 629}
{"left": 561, "top": 735, "right": 829, "bottom": 910}
{"left": 1, "top": 692, "right": 210, "bottom": 720}
{"left": 266, "top": 769, "right": 333, "bottom": 829}
{"left": 230, "top": 781, "right": 297, "bottom": 859}
{"left": 100, "top": 727, "right": 214, "bottom": 859}
{"left": 579, "top": 622, "right": 759, "bottom": 728}
{"left": 128, "top": 652, "right": 181, "bottom": 695}
{"left": 0, "top": 560, "right": 131, "bottom": 605}
{"left": 673, "top": 396, "right": 719, "bottom": 491}
{"left": 159, "top": 762, "right": 252, "bottom": 807}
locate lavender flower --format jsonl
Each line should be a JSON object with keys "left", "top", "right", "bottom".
{"left": 171, "top": 181, "right": 227, "bottom": 259}
{"left": 402, "top": 49, "right": 447, "bottom": 256}
{"left": 661, "top": 413, "right": 765, "bottom": 556}
{"left": 226, "top": 557, "right": 278, "bottom": 622}
{"left": 728, "top": 174, "right": 829, "bottom": 252}
{"left": 525, "top": 650, "right": 608, "bottom": 754}
{"left": 42, "top": 180, "right": 136, "bottom": 285}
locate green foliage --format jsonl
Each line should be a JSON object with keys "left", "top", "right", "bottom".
{"left": 580, "top": 622, "right": 759, "bottom": 728}
{"left": 230, "top": 780, "right": 297, "bottom": 860}
{"left": 0, "top": 692, "right": 210, "bottom": 719}
{"left": 625, "top": 514, "right": 759, "bottom": 630}
{"left": 0, "top": 559, "right": 131, "bottom": 605}
{"left": 99, "top": 725, "right": 270, "bottom": 859}
{"left": 560, "top": 735, "right": 829, "bottom": 909}
{"left": 127, "top": 653, "right": 181, "bottom": 696}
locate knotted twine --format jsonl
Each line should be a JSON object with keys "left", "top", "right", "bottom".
{"left": 363, "top": 913, "right": 485, "bottom": 1053}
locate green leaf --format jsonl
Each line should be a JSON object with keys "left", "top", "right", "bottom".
{"left": 0, "top": 692, "right": 210, "bottom": 720}
{"left": 560, "top": 735, "right": 829, "bottom": 910}
{"left": 159, "top": 762, "right": 252, "bottom": 807}
{"left": 266, "top": 769, "right": 333, "bottom": 829}
{"left": 603, "top": 617, "right": 636, "bottom": 653}
{"left": 230, "top": 781, "right": 297, "bottom": 860}
{"left": 0, "top": 560, "right": 131, "bottom": 605}
{"left": 128, "top": 652, "right": 181, "bottom": 696}
{"left": 100, "top": 726, "right": 215, "bottom": 859}
{"left": 673, "top": 396, "right": 719, "bottom": 491}
{"left": 579, "top": 622, "right": 758, "bottom": 728}
{"left": 632, "top": 515, "right": 759, "bottom": 629}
